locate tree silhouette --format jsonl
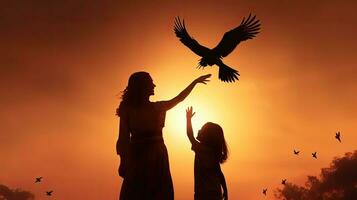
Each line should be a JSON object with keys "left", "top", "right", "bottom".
{"left": 275, "top": 150, "right": 357, "bottom": 200}
{"left": 0, "top": 185, "right": 34, "bottom": 200}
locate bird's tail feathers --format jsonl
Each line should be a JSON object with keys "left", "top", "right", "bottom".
{"left": 217, "top": 62, "right": 240, "bottom": 82}
{"left": 197, "top": 58, "right": 208, "bottom": 69}
{"left": 196, "top": 63, "right": 204, "bottom": 69}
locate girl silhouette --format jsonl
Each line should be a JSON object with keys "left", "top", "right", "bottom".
{"left": 186, "top": 107, "right": 229, "bottom": 200}
{"left": 116, "top": 72, "right": 211, "bottom": 200}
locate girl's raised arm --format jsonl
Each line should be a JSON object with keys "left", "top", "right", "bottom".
{"left": 186, "top": 106, "right": 199, "bottom": 146}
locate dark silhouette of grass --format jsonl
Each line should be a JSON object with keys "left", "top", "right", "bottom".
{"left": 275, "top": 150, "right": 357, "bottom": 200}
{"left": 0, "top": 184, "right": 34, "bottom": 200}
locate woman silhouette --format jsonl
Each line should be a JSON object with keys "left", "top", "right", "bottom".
{"left": 116, "top": 72, "right": 211, "bottom": 200}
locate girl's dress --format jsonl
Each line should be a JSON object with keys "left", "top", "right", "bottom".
{"left": 192, "top": 142, "right": 222, "bottom": 200}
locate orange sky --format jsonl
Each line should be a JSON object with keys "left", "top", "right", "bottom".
{"left": 1, "top": 0, "right": 357, "bottom": 199}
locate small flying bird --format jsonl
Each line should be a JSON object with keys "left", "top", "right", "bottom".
{"left": 335, "top": 131, "right": 341, "bottom": 142}
{"left": 174, "top": 14, "right": 261, "bottom": 82}
{"left": 46, "top": 191, "right": 53, "bottom": 196}
{"left": 35, "top": 177, "right": 42, "bottom": 183}
{"left": 312, "top": 152, "right": 317, "bottom": 159}
{"left": 294, "top": 150, "right": 300, "bottom": 155}
{"left": 281, "top": 179, "right": 287, "bottom": 185}
{"left": 262, "top": 188, "right": 267, "bottom": 195}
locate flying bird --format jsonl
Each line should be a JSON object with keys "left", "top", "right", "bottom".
{"left": 35, "top": 177, "right": 42, "bottom": 183}
{"left": 312, "top": 152, "right": 317, "bottom": 159}
{"left": 174, "top": 14, "right": 261, "bottom": 82}
{"left": 335, "top": 131, "right": 341, "bottom": 142}
{"left": 294, "top": 150, "right": 300, "bottom": 155}
{"left": 262, "top": 188, "right": 267, "bottom": 195}
{"left": 281, "top": 179, "right": 287, "bottom": 185}
{"left": 46, "top": 191, "right": 53, "bottom": 196}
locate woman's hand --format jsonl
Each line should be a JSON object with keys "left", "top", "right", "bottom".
{"left": 186, "top": 106, "right": 196, "bottom": 120}
{"left": 118, "top": 154, "right": 127, "bottom": 178}
{"left": 194, "top": 74, "right": 211, "bottom": 84}
{"left": 222, "top": 191, "right": 228, "bottom": 200}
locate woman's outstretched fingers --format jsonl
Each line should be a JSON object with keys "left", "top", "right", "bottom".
{"left": 195, "top": 74, "right": 212, "bottom": 84}
{"left": 203, "top": 74, "right": 212, "bottom": 78}
{"left": 201, "top": 74, "right": 211, "bottom": 83}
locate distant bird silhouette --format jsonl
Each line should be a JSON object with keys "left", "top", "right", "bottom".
{"left": 46, "top": 191, "right": 53, "bottom": 196}
{"left": 262, "top": 188, "right": 267, "bottom": 195}
{"left": 312, "top": 152, "right": 317, "bottom": 159}
{"left": 35, "top": 177, "right": 42, "bottom": 183}
{"left": 294, "top": 150, "right": 300, "bottom": 155}
{"left": 281, "top": 179, "right": 287, "bottom": 185}
{"left": 335, "top": 131, "right": 341, "bottom": 142}
{"left": 174, "top": 14, "right": 261, "bottom": 82}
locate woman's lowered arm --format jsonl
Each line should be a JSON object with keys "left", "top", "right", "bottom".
{"left": 116, "top": 113, "right": 130, "bottom": 156}
{"left": 116, "top": 113, "right": 130, "bottom": 177}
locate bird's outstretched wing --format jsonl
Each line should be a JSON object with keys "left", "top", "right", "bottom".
{"left": 213, "top": 14, "right": 261, "bottom": 57}
{"left": 174, "top": 17, "right": 210, "bottom": 57}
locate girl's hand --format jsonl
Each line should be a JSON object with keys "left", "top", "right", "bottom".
{"left": 194, "top": 74, "right": 211, "bottom": 84}
{"left": 186, "top": 106, "right": 196, "bottom": 119}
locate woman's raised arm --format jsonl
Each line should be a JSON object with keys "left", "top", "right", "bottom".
{"left": 160, "top": 74, "right": 211, "bottom": 110}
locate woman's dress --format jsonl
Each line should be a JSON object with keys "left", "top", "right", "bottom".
{"left": 118, "top": 101, "right": 174, "bottom": 200}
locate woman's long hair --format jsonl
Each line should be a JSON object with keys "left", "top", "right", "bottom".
{"left": 116, "top": 71, "right": 152, "bottom": 116}
{"left": 199, "top": 122, "right": 229, "bottom": 163}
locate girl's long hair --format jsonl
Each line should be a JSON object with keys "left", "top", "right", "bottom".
{"left": 116, "top": 71, "right": 151, "bottom": 116}
{"left": 200, "top": 122, "right": 229, "bottom": 163}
